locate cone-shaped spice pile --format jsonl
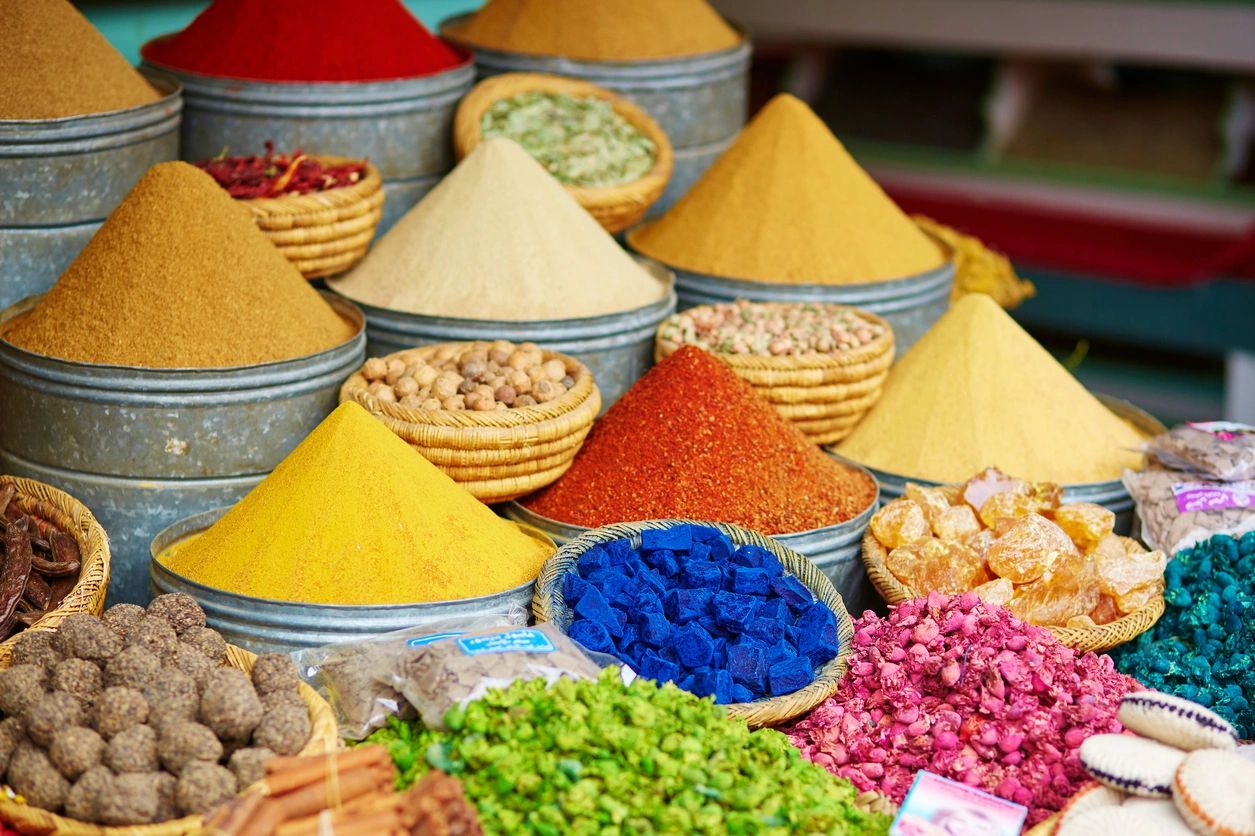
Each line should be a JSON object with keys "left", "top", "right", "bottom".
{"left": 836, "top": 294, "right": 1147, "bottom": 483}
{"left": 331, "top": 138, "right": 666, "bottom": 321}
{"left": 629, "top": 94, "right": 944, "bottom": 284}
{"left": 3, "top": 162, "right": 355, "bottom": 368}
{"left": 524, "top": 346, "right": 878, "bottom": 534}
{"left": 1, "top": 0, "right": 159, "bottom": 119}
{"left": 160, "top": 402, "right": 554, "bottom": 605}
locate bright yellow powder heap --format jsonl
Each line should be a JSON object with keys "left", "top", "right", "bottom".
{"left": 160, "top": 402, "right": 554, "bottom": 605}
{"left": 446, "top": 0, "right": 741, "bottom": 61}
{"left": 629, "top": 94, "right": 945, "bottom": 284}
{"left": 836, "top": 295, "right": 1146, "bottom": 484}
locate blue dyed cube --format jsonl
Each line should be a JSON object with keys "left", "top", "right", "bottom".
{"left": 620, "top": 623, "right": 640, "bottom": 649}
{"left": 710, "top": 637, "right": 728, "bottom": 667}
{"left": 727, "top": 643, "right": 767, "bottom": 692}
{"left": 690, "top": 670, "right": 717, "bottom": 698}
{"left": 638, "top": 651, "right": 680, "bottom": 685}
{"left": 610, "top": 609, "right": 628, "bottom": 637}
{"left": 638, "top": 569, "right": 666, "bottom": 596}
{"left": 605, "top": 538, "right": 633, "bottom": 566}
{"left": 689, "top": 541, "right": 711, "bottom": 563}
{"left": 730, "top": 568, "right": 770, "bottom": 596}
{"left": 768, "top": 640, "right": 797, "bottom": 665}
{"left": 642, "top": 526, "right": 693, "bottom": 552}
{"left": 771, "top": 575, "right": 814, "bottom": 613}
{"left": 602, "top": 573, "right": 637, "bottom": 609}
{"left": 785, "top": 625, "right": 801, "bottom": 648}
{"left": 768, "top": 657, "right": 814, "bottom": 696}
{"left": 712, "top": 670, "right": 735, "bottom": 704}
{"left": 673, "top": 623, "right": 715, "bottom": 668}
{"left": 681, "top": 560, "right": 722, "bottom": 590}
{"left": 755, "top": 599, "right": 788, "bottom": 624}
{"left": 573, "top": 586, "right": 616, "bottom": 628}
{"left": 731, "top": 684, "right": 755, "bottom": 704}
{"left": 760, "top": 556, "right": 784, "bottom": 581}
{"left": 800, "top": 636, "right": 839, "bottom": 669}
{"left": 577, "top": 547, "right": 609, "bottom": 580}
{"left": 678, "top": 674, "right": 697, "bottom": 692}
{"left": 639, "top": 612, "right": 671, "bottom": 647}
{"left": 634, "top": 590, "right": 663, "bottom": 615}
{"left": 659, "top": 644, "right": 678, "bottom": 663}
{"left": 563, "top": 573, "right": 591, "bottom": 605}
{"left": 713, "top": 592, "right": 757, "bottom": 632}
{"left": 644, "top": 549, "right": 679, "bottom": 577}
{"left": 569, "top": 620, "right": 614, "bottom": 654}
{"left": 797, "top": 602, "right": 838, "bottom": 644}
{"left": 691, "top": 526, "right": 723, "bottom": 543}
{"left": 732, "top": 545, "right": 773, "bottom": 568}
{"left": 708, "top": 536, "right": 732, "bottom": 563}
{"left": 665, "top": 588, "right": 712, "bottom": 623}
{"left": 746, "top": 616, "right": 782, "bottom": 645}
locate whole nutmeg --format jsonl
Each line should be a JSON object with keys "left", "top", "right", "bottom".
{"left": 361, "top": 357, "right": 387, "bottom": 381}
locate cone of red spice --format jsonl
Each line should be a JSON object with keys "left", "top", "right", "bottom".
{"left": 523, "top": 346, "right": 878, "bottom": 534}
{"left": 142, "top": 0, "right": 465, "bottom": 83}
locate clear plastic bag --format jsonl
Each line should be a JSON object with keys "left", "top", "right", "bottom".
{"left": 1144, "top": 422, "right": 1255, "bottom": 482}
{"left": 392, "top": 623, "right": 623, "bottom": 730}
{"left": 1123, "top": 467, "right": 1255, "bottom": 556}
{"left": 292, "top": 608, "right": 526, "bottom": 740}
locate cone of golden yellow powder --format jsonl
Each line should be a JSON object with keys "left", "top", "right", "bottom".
{"left": 628, "top": 94, "right": 945, "bottom": 284}
{"left": 159, "top": 402, "right": 554, "bottom": 605}
{"left": 836, "top": 294, "right": 1147, "bottom": 484}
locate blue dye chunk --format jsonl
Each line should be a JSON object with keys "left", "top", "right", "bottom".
{"left": 563, "top": 573, "right": 590, "bottom": 605}
{"left": 727, "top": 643, "right": 767, "bottom": 691}
{"left": 665, "top": 588, "right": 713, "bottom": 623}
{"left": 569, "top": 620, "right": 614, "bottom": 654}
{"left": 768, "top": 657, "right": 814, "bottom": 696}
{"left": 731, "top": 567, "right": 771, "bottom": 595}
{"left": 712, "top": 592, "right": 757, "bottom": 632}
{"left": 641, "top": 525, "right": 694, "bottom": 552}
{"left": 771, "top": 575, "right": 814, "bottom": 612}
{"left": 639, "top": 612, "right": 670, "bottom": 647}
{"left": 674, "top": 623, "right": 715, "bottom": 667}
{"left": 605, "top": 538, "right": 633, "bottom": 566}
{"left": 731, "top": 684, "right": 754, "bottom": 704}
{"left": 681, "top": 561, "right": 722, "bottom": 590}
{"left": 746, "top": 616, "right": 782, "bottom": 646}
{"left": 573, "top": 586, "right": 616, "bottom": 626}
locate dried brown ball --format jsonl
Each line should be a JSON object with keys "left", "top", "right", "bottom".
{"left": 157, "top": 721, "right": 223, "bottom": 774}
{"left": 64, "top": 765, "right": 112, "bottom": 821}
{"left": 152, "top": 771, "right": 178, "bottom": 823}
{"left": 227, "top": 747, "right": 274, "bottom": 792}
{"left": 106, "top": 723, "right": 158, "bottom": 773}
{"left": 143, "top": 668, "right": 199, "bottom": 728}
{"left": 24, "top": 691, "right": 85, "bottom": 748}
{"left": 125, "top": 616, "right": 177, "bottom": 661}
{"left": 105, "top": 645, "right": 161, "bottom": 691}
{"left": 180, "top": 626, "right": 227, "bottom": 664}
{"left": 53, "top": 614, "right": 122, "bottom": 662}
{"left": 93, "top": 686, "right": 148, "bottom": 739}
{"left": 146, "top": 593, "right": 206, "bottom": 636}
{"left": 10, "top": 630, "right": 62, "bottom": 669}
{"left": 260, "top": 688, "right": 305, "bottom": 712}
{"left": 50, "top": 657, "right": 103, "bottom": 703}
{"left": 0, "top": 664, "right": 47, "bottom": 717}
{"left": 199, "top": 668, "right": 263, "bottom": 742}
{"left": 99, "top": 771, "right": 159, "bottom": 825}
{"left": 101, "top": 603, "right": 145, "bottom": 640}
{"left": 169, "top": 642, "right": 216, "bottom": 690}
{"left": 176, "top": 761, "right": 237, "bottom": 816}
{"left": 251, "top": 704, "right": 310, "bottom": 756}
{"left": 6, "top": 743, "right": 70, "bottom": 812}
{"left": 0, "top": 717, "right": 26, "bottom": 775}
{"left": 48, "top": 726, "right": 104, "bottom": 780}
{"left": 250, "top": 653, "right": 299, "bottom": 695}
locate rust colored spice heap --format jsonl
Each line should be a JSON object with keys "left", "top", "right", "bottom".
{"left": 3, "top": 162, "right": 355, "bottom": 368}
{"left": 524, "top": 346, "right": 877, "bottom": 534}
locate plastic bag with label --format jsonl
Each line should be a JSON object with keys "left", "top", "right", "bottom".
{"left": 1123, "top": 468, "right": 1255, "bottom": 556}
{"left": 1144, "top": 422, "right": 1255, "bottom": 481}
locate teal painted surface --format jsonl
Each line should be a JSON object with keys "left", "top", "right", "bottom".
{"left": 77, "top": 1, "right": 482, "bottom": 64}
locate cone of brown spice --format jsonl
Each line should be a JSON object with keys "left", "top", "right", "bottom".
{"left": 2, "top": 162, "right": 356, "bottom": 369}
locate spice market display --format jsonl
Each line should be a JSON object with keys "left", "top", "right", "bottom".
{"left": 1, "top": 2, "right": 1252, "bottom": 835}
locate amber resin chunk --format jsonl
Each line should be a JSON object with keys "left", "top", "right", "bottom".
{"left": 887, "top": 539, "right": 987, "bottom": 595}
{"left": 1052, "top": 503, "right": 1115, "bottom": 552}
{"left": 869, "top": 499, "right": 930, "bottom": 550}
{"left": 986, "top": 514, "right": 1077, "bottom": 584}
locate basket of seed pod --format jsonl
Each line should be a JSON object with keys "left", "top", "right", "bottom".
{"left": 193, "top": 145, "right": 384, "bottom": 279}
{"left": 655, "top": 301, "right": 895, "bottom": 445}
{"left": 453, "top": 72, "right": 673, "bottom": 233}
{"left": 0, "top": 476, "right": 109, "bottom": 669}
{"left": 340, "top": 341, "right": 601, "bottom": 503}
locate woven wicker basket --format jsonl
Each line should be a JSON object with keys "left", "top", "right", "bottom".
{"left": 0, "top": 644, "right": 339, "bottom": 835}
{"left": 863, "top": 532, "right": 1165, "bottom": 654}
{"left": 340, "top": 343, "right": 601, "bottom": 503}
{"left": 0, "top": 475, "right": 110, "bottom": 669}
{"left": 533, "top": 519, "right": 855, "bottom": 729}
{"left": 655, "top": 304, "right": 895, "bottom": 445}
{"left": 242, "top": 157, "right": 384, "bottom": 279}
{"left": 453, "top": 73, "right": 673, "bottom": 233}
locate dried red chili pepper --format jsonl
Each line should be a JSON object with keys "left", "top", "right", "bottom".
{"left": 194, "top": 142, "right": 366, "bottom": 199}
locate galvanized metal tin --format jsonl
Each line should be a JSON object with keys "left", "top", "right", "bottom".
{"left": 0, "top": 75, "right": 182, "bottom": 309}
{"left": 150, "top": 508, "right": 551, "bottom": 654}
{"left": 337, "top": 260, "right": 676, "bottom": 409}
{"left": 643, "top": 248, "right": 956, "bottom": 354}
{"left": 835, "top": 395, "right": 1167, "bottom": 535}
{"left": 140, "top": 54, "right": 476, "bottom": 233}
{"left": 502, "top": 473, "right": 882, "bottom": 616}
{"left": 441, "top": 15, "right": 751, "bottom": 215}
{"left": 0, "top": 294, "right": 366, "bottom": 605}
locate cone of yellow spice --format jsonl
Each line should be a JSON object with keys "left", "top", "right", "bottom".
{"left": 158, "top": 401, "right": 555, "bottom": 605}
{"left": 836, "top": 294, "right": 1147, "bottom": 484}
{"left": 629, "top": 94, "right": 945, "bottom": 284}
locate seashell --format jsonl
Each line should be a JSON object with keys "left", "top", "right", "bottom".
{"left": 1059, "top": 805, "right": 1188, "bottom": 836}
{"left": 1080, "top": 734, "right": 1186, "bottom": 798}
{"left": 1057, "top": 782, "right": 1126, "bottom": 830}
{"left": 1172, "top": 749, "right": 1255, "bottom": 836}
{"left": 1119, "top": 691, "right": 1238, "bottom": 752}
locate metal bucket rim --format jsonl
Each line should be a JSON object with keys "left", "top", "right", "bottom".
{"left": 0, "top": 74, "right": 182, "bottom": 133}
{"left": 439, "top": 13, "right": 752, "bottom": 70}
{"left": 333, "top": 257, "right": 676, "bottom": 332}
{"left": 139, "top": 43, "right": 475, "bottom": 93}
{"left": 831, "top": 393, "right": 1165, "bottom": 492}
{"left": 0, "top": 291, "right": 366, "bottom": 381}
{"left": 150, "top": 506, "right": 554, "bottom": 611}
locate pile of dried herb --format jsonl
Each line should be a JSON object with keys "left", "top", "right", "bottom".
{"left": 194, "top": 143, "right": 368, "bottom": 200}
{"left": 0, "top": 484, "right": 82, "bottom": 642}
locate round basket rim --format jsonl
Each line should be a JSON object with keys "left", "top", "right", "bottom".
{"left": 532, "top": 518, "right": 855, "bottom": 728}
{"left": 861, "top": 530, "right": 1165, "bottom": 652}
{"left": 453, "top": 71, "right": 674, "bottom": 201}
{"left": 236, "top": 157, "right": 383, "bottom": 215}
{"left": 340, "top": 342, "right": 599, "bottom": 430}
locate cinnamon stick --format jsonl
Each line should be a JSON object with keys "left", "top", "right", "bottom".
{"left": 265, "top": 746, "right": 389, "bottom": 779}
{"left": 277, "top": 809, "right": 404, "bottom": 836}
{"left": 266, "top": 765, "right": 392, "bottom": 821}
{"left": 201, "top": 789, "right": 267, "bottom": 835}
{"left": 264, "top": 748, "right": 391, "bottom": 797}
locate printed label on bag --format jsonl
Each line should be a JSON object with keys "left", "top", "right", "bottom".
{"left": 456, "top": 629, "right": 556, "bottom": 656}
{"left": 1173, "top": 481, "right": 1255, "bottom": 513}
{"left": 891, "top": 771, "right": 1026, "bottom": 836}
{"left": 406, "top": 632, "right": 464, "bottom": 648}
{"left": 1188, "top": 421, "right": 1255, "bottom": 441}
